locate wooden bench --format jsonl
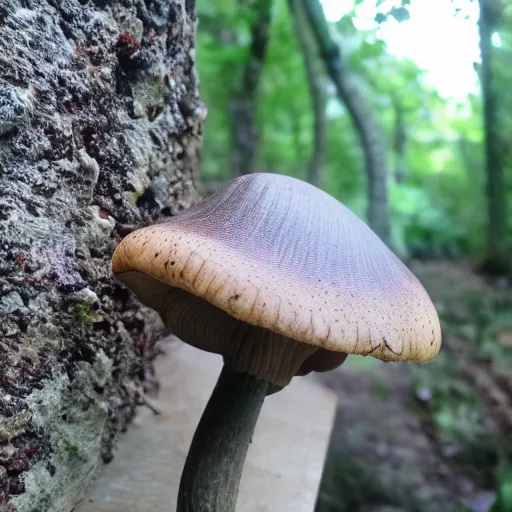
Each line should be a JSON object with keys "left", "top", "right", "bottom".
{"left": 76, "top": 341, "right": 337, "bottom": 512}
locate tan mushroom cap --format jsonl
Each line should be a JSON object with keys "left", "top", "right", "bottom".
{"left": 113, "top": 173, "right": 441, "bottom": 369}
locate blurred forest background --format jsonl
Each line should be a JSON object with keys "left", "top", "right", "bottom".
{"left": 193, "top": 0, "right": 512, "bottom": 511}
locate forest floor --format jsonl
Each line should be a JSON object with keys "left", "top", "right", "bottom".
{"left": 315, "top": 260, "right": 512, "bottom": 512}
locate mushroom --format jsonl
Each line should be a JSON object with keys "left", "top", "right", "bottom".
{"left": 111, "top": 172, "right": 441, "bottom": 511}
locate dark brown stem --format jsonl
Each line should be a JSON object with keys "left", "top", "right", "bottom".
{"left": 177, "top": 365, "right": 268, "bottom": 511}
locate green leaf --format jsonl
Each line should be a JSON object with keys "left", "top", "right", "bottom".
{"left": 374, "top": 12, "right": 388, "bottom": 24}
{"left": 390, "top": 6, "right": 410, "bottom": 23}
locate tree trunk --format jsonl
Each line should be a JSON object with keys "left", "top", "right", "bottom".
{"left": 0, "top": 1, "right": 204, "bottom": 510}
{"left": 478, "top": 0, "right": 508, "bottom": 273}
{"left": 230, "top": 0, "right": 272, "bottom": 178}
{"left": 301, "top": 0, "right": 391, "bottom": 245}
{"left": 289, "top": 0, "right": 326, "bottom": 188}
{"left": 393, "top": 101, "right": 407, "bottom": 184}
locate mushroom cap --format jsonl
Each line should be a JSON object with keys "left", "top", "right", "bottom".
{"left": 112, "top": 173, "right": 441, "bottom": 363}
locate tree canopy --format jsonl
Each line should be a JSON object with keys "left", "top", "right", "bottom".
{"left": 196, "top": 0, "right": 512, "bottom": 267}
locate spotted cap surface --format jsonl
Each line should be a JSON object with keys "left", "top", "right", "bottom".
{"left": 112, "top": 173, "right": 441, "bottom": 362}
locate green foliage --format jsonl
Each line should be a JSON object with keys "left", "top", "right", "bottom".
{"left": 195, "top": 0, "right": 511, "bottom": 261}
{"left": 408, "top": 275, "right": 512, "bottom": 500}
{"left": 71, "top": 301, "right": 94, "bottom": 330}
{"left": 375, "top": 6, "right": 411, "bottom": 24}
{"left": 391, "top": 184, "right": 471, "bottom": 259}
{"left": 411, "top": 353, "right": 492, "bottom": 454}
{"left": 317, "top": 448, "right": 428, "bottom": 512}
{"left": 451, "top": 290, "right": 512, "bottom": 367}
{"left": 492, "top": 466, "right": 512, "bottom": 512}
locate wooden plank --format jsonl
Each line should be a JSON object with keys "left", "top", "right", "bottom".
{"left": 76, "top": 341, "right": 337, "bottom": 512}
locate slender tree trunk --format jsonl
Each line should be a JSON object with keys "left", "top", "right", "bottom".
{"left": 301, "top": 0, "right": 391, "bottom": 245}
{"left": 230, "top": 0, "right": 273, "bottom": 177}
{"left": 393, "top": 101, "right": 407, "bottom": 184}
{"left": 289, "top": 0, "right": 326, "bottom": 188}
{"left": 478, "top": 0, "right": 508, "bottom": 273}
{"left": 0, "top": 1, "right": 204, "bottom": 509}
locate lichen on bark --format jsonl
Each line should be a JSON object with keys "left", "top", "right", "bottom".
{"left": 0, "top": 0, "right": 205, "bottom": 509}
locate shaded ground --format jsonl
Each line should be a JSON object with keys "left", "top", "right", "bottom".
{"left": 315, "top": 260, "right": 512, "bottom": 512}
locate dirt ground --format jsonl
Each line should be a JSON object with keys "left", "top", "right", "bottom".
{"left": 315, "top": 260, "right": 510, "bottom": 512}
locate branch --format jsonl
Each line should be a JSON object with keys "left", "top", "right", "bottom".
{"left": 393, "top": 100, "right": 406, "bottom": 184}
{"left": 230, "top": 0, "right": 273, "bottom": 177}
{"left": 300, "top": 0, "right": 391, "bottom": 244}
{"left": 289, "top": 0, "right": 326, "bottom": 187}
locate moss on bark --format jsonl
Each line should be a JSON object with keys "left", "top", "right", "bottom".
{"left": 0, "top": 0, "right": 205, "bottom": 509}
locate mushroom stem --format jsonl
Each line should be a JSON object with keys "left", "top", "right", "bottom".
{"left": 177, "top": 365, "right": 268, "bottom": 512}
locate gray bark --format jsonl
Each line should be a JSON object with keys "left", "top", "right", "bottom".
{"left": 289, "top": 0, "right": 326, "bottom": 188}
{"left": 478, "top": 0, "right": 508, "bottom": 273}
{"left": 301, "top": 0, "right": 391, "bottom": 245}
{"left": 0, "top": 1, "right": 204, "bottom": 510}
{"left": 230, "top": 0, "right": 272, "bottom": 178}
{"left": 393, "top": 101, "right": 406, "bottom": 184}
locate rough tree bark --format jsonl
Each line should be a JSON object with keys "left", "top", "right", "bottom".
{"left": 289, "top": 0, "right": 326, "bottom": 188}
{"left": 0, "top": 1, "right": 205, "bottom": 510}
{"left": 230, "top": 0, "right": 272, "bottom": 178}
{"left": 301, "top": 0, "right": 391, "bottom": 245}
{"left": 478, "top": 0, "right": 508, "bottom": 273}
